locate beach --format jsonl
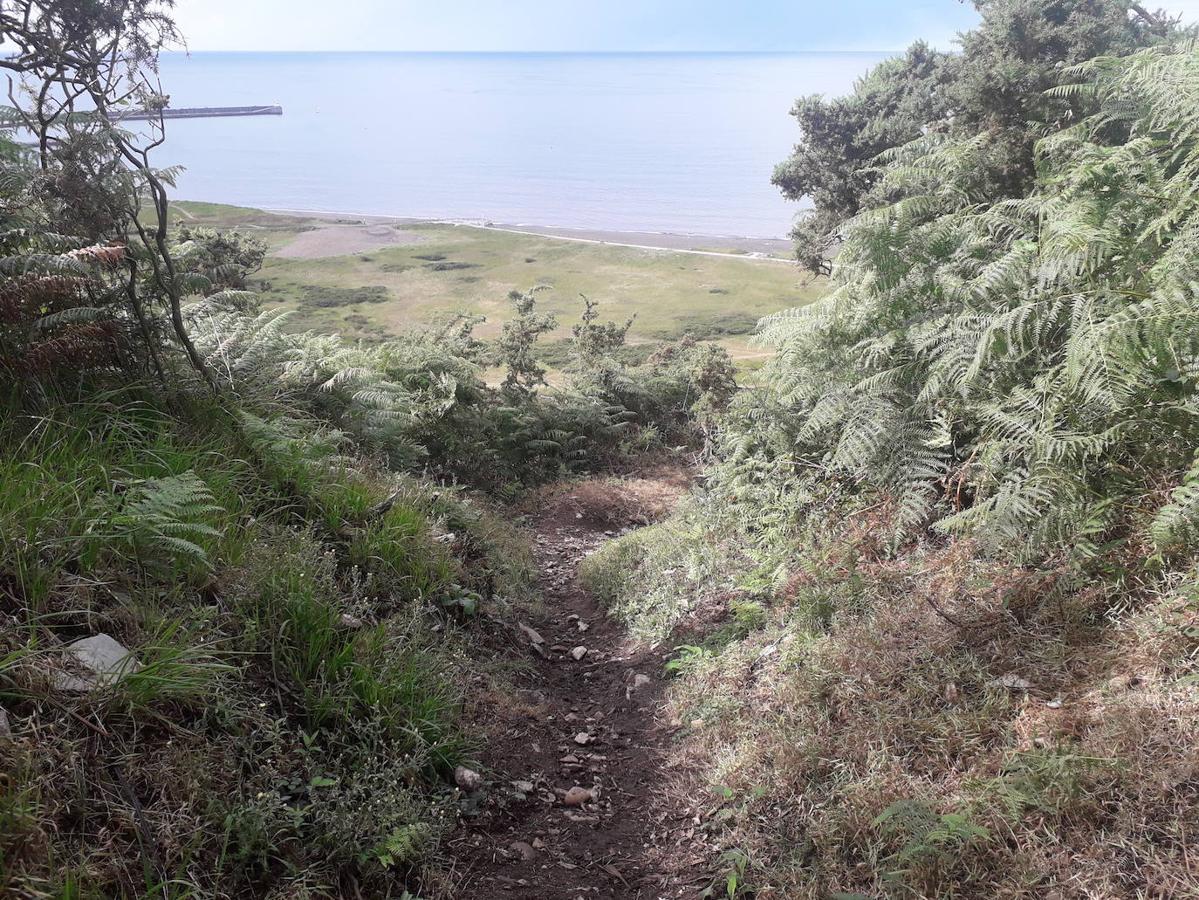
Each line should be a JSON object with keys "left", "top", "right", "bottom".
{"left": 264, "top": 207, "right": 795, "bottom": 261}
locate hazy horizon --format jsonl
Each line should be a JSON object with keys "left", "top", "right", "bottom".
{"left": 156, "top": 51, "right": 883, "bottom": 238}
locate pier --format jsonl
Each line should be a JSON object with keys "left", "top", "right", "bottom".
{"left": 111, "top": 105, "right": 283, "bottom": 122}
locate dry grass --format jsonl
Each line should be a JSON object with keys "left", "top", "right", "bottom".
{"left": 594, "top": 495, "right": 1199, "bottom": 898}
{"left": 530, "top": 465, "right": 693, "bottom": 529}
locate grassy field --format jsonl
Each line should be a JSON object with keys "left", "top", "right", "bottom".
{"left": 173, "top": 202, "right": 822, "bottom": 366}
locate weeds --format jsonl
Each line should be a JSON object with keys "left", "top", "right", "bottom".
{"left": 86, "top": 471, "right": 224, "bottom": 576}
{"left": 0, "top": 386, "right": 519, "bottom": 896}
{"left": 298, "top": 284, "right": 390, "bottom": 308}
{"left": 873, "top": 800, "right": 991, "bottom": 884}
{"left": 107, "top": 623, "right": 232, "bottom": 717}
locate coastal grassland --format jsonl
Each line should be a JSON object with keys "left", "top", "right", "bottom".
{"left": 172, "top": 202, "right": 821, "bottom": 362}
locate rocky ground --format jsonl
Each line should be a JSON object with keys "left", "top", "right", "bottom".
{"left": 447, "top": 473, "right": 718, "bottom": 899}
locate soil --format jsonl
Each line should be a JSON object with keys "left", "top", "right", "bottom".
{"left": 274, "top": 223, "right": 425, "bottom": 258}
{"left": 448, "top": 470, "right": 716, "bottom": 899}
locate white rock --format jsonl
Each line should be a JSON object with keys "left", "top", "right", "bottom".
{"left": 570, "top": 646, "right": 588, "bottom": 661}
{"left": 54, "top": 633, "right": 141, "bottom": 692}
{"left": 454, "top": 766, "right": 484, "bottom": 792}
{"left": 989, "top": 673, "right": 1032, "bottom": 691}
{"left": 573, "top": 732, "right": 592, "bottom": 745}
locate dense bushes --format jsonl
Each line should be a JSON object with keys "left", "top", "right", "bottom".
{"left": 755, "top": 43, "right": 1199, "bottom": 558}
{"left": 582, "top": 12, "right": 1199, "bottom": 899}
{"left": 773, "top": 0, "right": 1171, "bottom": 273}
{"left": 0, "top": 388, "right": 529, "bottom": 896}
{"left": 188, "top": 285, "right": 734, "bottom": 494}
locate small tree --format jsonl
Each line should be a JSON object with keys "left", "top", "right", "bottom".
{"left": 497, "top": 287, "right": 556, "bottom": 398}
{"left": 570, "top": 295, "right": 633, "bottom": 389}
{"left": 175, "top": 225, "right": 267, "bottom": 293}
{"left": 1, "top": 0, "right": 216, "bottom": 387}
{"left": 773, "top": 0, "right": 1174, "bottom": 274}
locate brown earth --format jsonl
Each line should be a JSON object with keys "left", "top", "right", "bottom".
{"left": 274, "top": 223, "right": 425, "bottom": 258}
{"left": 447, "top": 469, "right": 719, "bottom": 899}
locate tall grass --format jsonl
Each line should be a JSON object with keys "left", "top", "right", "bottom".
{"left": 0, "top": 383, "right": 501, "bottom": 895}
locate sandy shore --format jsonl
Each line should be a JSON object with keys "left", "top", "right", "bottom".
{"left": 267, "top": 207, "right": 795, "bottom": 261}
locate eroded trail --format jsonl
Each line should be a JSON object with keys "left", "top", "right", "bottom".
{"left": 450, "top": 473, "right": 706, "bottom": 899}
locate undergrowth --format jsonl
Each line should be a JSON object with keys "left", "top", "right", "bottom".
{"left": 0, "top": 387, "right": 533, "bottom": 897}
{"left": 584, "top": 480, "right": 1199, "bottom": 897}
{"left": 582, "top": 23, "right": 1199, "bottom": 898}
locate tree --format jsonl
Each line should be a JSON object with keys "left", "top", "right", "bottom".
{"left": 0, "top": 0, "right": 217, "bottom": 387}
{"left": 774, "top": 0, "right": 1175, "bottom": 274}
{"left": 175, "top": 225, "right": 267, "bottom": 292}
{"left": 570, "top": 295, "right": 634, "bottom": 391}
{"left": 497, "top": 287, "right": 557, "bottom": 398}
{"left": 773, "top": 43, "right": 952, "bottom": 274}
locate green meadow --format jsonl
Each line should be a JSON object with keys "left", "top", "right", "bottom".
{"left": 174, "top": 201, "right": 821, "bottom": 365}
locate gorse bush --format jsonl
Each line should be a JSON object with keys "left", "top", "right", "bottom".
{"left": 189, "top": 285, "right": 733, "bottom": 492}
{"left": 773, "top": 0, "right": 1171, "bottom": 274}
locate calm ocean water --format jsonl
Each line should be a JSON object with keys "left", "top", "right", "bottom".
{"left": 155, "top": 52, "right": 886, "bottom": 239}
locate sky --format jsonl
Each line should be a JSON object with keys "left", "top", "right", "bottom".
{"left": 171, "top": 0, "right": 984, "bottom": 53}
{"left": 171, "top": 0, "right": 1199, "bottom": 54}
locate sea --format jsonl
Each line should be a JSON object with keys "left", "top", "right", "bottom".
{"left": 155, "top": 51, "right": 888, "bottom": 240}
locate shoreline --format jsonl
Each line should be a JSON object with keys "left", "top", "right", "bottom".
{"left": 264, "top": 206, "right": 796, "bottom": 261}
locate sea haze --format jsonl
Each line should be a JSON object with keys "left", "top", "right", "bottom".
{"left": 156, "top": 51, "right": 888, "bottom": 239}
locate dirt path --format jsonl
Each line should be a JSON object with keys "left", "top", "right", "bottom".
{"left": 449, "top": 474, "right": 711, "bottom": 899}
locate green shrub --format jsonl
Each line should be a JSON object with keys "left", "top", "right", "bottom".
{"left": 298, "top": 284, "right": 390, "bottom": 308}
{"left": 85, "top": 471, "right": 224, "bottom": 576}
{"left": 873, "top": 800, "right": 992, "bottom": 886}
{"left": 347, "top": 504, "right": 456, "bottom": 601}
